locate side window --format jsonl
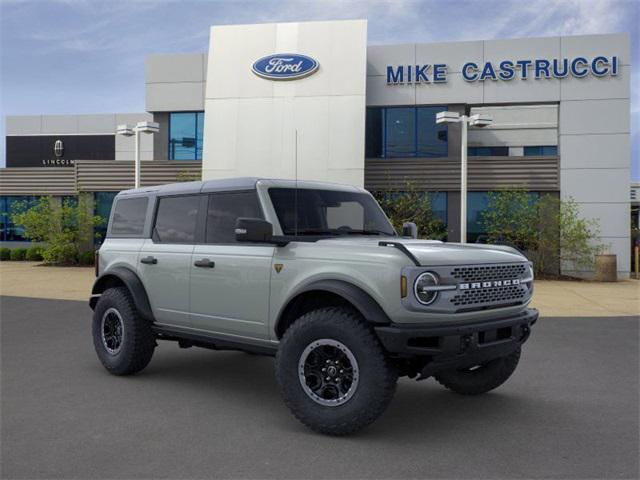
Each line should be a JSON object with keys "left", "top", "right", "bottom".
{"left": 110, "top": 197, "right": 148, "bottom": 236}
{"left": 206, "top": 192, "right": 263, "bottom": 244}
{"left": 153, "top": 195, "right": 200, "bottom": 244}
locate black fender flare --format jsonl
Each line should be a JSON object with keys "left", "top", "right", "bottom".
{"left": 276, "top": 279, "right": 391, "bottom": 336}
{"left": 89, "top": 266, "right": 154, "bottom": 322}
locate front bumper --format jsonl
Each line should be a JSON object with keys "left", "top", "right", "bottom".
{"left": 375, "top": 308, "right": 538, "bottom": 379}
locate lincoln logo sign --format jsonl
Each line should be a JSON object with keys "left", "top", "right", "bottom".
{"left": 54, "top": 139, "right": 64, "bottom": 158}
{"left": 252, "top": 53, "right": 319, "bottom": 80}
{"left": 386, "top": 55, "right": 620, "bottom": 84}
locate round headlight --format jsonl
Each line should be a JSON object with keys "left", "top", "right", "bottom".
{"left": 414, "top": 272, "right": 439, "bottom": 305}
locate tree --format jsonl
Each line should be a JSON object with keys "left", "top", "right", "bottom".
{"left": 11, "top": 196, "right": 104, "bottom": 265}
{"left": 480, "top": 189, "right": 604, "bottom": 276}
{"left": 373, "top": 183, "right": 447, "bottom": 240}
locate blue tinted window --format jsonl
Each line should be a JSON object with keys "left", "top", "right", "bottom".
{"left": 0, "top": 196, "right": 40, "bottom": 242}
{"left": 385, "top": 108, "right": 415, "bottom": 157}
{"left": 468, "top": 146, "right": 509, "bottom": 156}
{"left": 524, "top": 145, "right": 557, "bottom": 156}
{"left": 466, "top": 191, "right": 540, "bottom": 243}
{"left": 169, "top": 112, "right": 204, "bottom": 160}
{"left": 94, "top": 192, "right": 117, "bottom": 244}
{"left": 417, "top": 107, "right": 448, "bottom": 157}
{"left": 365, "top": 106, "right": 448, "bottom": 158}
{"left": 431, "top": 192, "right": 448, "bottom": 225}
{"left": 467, "top": 192, "right": 491, "bottom": 243}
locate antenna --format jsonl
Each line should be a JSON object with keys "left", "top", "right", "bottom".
{"left": 294, "top": 128, "right": 299, "bottom": 237}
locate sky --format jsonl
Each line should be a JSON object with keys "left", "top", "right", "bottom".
{"left": 1, "top": 0, "right": 638, "bottom": 179}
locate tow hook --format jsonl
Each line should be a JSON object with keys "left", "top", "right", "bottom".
{"left": 460, "top": 335, "right": 472, "bottom": 353}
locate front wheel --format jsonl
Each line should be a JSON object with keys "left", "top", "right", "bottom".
{"left": 275, "top": 307, "right": 398, "bottom": 436}
{"left": 434, "top": 349, "right": 521, "bottom": 395}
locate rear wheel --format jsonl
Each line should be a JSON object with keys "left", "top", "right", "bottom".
{"left": 275, "top": 307, "right": 397, "bottom": 436}
{"left": 92, "top": 287, "right": 155, "bottom": 375}
{"left": 434, "top": 349, "right": 521, "bottom": 395}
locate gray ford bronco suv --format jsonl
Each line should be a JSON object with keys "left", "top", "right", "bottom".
{"left": 90, "top": 177, "right": 537, "bottom": 435}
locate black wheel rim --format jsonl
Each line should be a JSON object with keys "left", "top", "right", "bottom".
{"left": 298, "top": 339, "right": 359, "bottom": 407}
{"left": 101, "top": 307, "right": 124, "bottom": 355}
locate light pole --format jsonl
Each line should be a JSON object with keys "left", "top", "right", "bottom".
{"left": 116, "top": 121, "right": 159, "bottom": 188}
{"left": 436, "top": 111, "right": 492, "bottom": 243}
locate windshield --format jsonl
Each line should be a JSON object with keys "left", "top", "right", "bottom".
{"left": 268, "top": 188, "right": 396, "bottom": 237}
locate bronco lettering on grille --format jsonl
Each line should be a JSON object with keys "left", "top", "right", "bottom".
{"left": 458, "top": 278, "right": 520, "bottom": 290}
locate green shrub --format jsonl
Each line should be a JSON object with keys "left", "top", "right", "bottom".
{"left": 10, "top": 196, "right": 104, "bottom": 265}
{"left": 79, "top": 251, "right": 95, "bottom": 266}
{"left": 373, "top": 182, "right": 447, "bottom": 240}
{"left": 0, "top": 247, "right": 11, "bottom": 261}
{"left": 480, "top": 189, "right": 604, "bottom": 276}
{"left": 25, "top": 246, "right": 44, "bottom": 261}
{"left": 10, "top": 248, "right": 27, "bottom": 261}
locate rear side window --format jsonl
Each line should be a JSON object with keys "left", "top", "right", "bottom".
{"left": 110, "top": 197, "right": 148, "bottom": 236}
{"left": 153, "top": 195, "right": 200, "bottom": 244}
{"left": 206, "top": 192, "right": 263, "bottom": 244}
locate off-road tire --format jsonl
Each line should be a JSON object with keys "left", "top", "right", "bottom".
{"left": 92, "top": 287, "right": 155, "bottom": 375}
{"left": 434, "top": 348, "right": 521, "bottom": 395}
{"left": 275, "top": 307, "right": 398, "bottom": 436}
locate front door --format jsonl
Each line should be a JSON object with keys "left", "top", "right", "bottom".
{"left": 138, "top": 194, "right": 201, "bottom": 328}
{"left": 189, "top": 191, "right": 274, "bottom": 340}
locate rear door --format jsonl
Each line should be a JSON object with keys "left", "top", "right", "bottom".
{"left": 189, "top": 191, "right": 274, "bottom": 340}
{"left": 138, "top": 194, "right": 202, "bottom": 328}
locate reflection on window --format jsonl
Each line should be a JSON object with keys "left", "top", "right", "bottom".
{"left": 0, "top": 196, "right": 40, "bottom": 242}
{"left": 365, "top": 107, "right": 448, "bottom": 158}
{"left": 524, "top": 146, "right": 558, "bottom": 156}
{"left": 468, "top": 146, "right": 509, "bottom": 156}
{"left": 169, "top": 112, "right": 204, "bottom": 160}
{"left": 154, "top": 195, "right": 200, "bottom": 243}
{"left": 206, "top": 192, "right": 263, "bottom": 244}
{"left": 467, "top": 191, "right": 540, "bottom": 243}
{"left": 94, "top": 192, "right": 117, "bottom": 244}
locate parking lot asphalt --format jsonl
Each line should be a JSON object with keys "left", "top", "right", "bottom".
{"left": 1, "top": 296, "right": 638, "bottom": 479}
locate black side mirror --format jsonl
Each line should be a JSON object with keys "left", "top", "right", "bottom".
{"left": 402, "top": 222, "right": 418, "bottom": 239}
{"left": 235, "top": 218, "right": 273, "bottom": 243}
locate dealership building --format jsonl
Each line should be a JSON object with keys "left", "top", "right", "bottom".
{"left": 0, "top": 20, "right": 632, "bottom": 277}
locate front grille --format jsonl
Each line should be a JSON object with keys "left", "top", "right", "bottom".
{"left": 451, "top": 264, "right": 527, "bottom": 283}
{"left": 451, "top": 284, "right": 527, "bottom": 308}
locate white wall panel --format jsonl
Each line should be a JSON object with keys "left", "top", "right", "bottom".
{"left": 203, "top": 20, "right": 367, "bottom": 186}
{"left": 560, "top": 99, "right": 629, "bottom": 135}
{"left": 366, "top": 44, "right": 415, "bottom": 77}
{"left": 560, "top": 65, "right": 630, "bottom": 101}
{"left": 560, "top": 168, "right": 629, "bottom": 203}
{"left": 146, "top": 82, "right": 205, "bottom": 112}
{"left": 366, "top": 75, "right": 414, "bottom": 106}
{"left": 415, "top": 73, "right": 483, "bottom": 104}
{"left": 560, "top": 134, "right": 629, "bottom": 169}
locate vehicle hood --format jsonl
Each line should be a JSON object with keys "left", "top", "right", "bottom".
{"left": 314, "top": 237, "right": 527, "bottom": 266}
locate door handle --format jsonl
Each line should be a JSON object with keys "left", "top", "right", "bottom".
{"left": 140, "top": 256, "right": 157, "bottom": 265}
{"left": 194, "top": 258, "right": 215, "bottom": 268}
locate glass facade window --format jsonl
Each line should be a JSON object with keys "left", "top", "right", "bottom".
{"left": 467, "top": 191, "right": 540, "bottom": 243}
{"left": 94, "top": 192, "right": 118, "bottom": 244}
{"left": 169, "top": 112, "right": 204, "bottom": 160}
{"left": 468, "top": 146, "right": 509, "bottom": 156}
{"left": 365, "top": 106, "right": 448, "bottom": 158}
{"left": 0, "top": 196, "right": 40, "bottom": 242}
{"left": 524, "top": 146, "right": 558, "bottom": 156}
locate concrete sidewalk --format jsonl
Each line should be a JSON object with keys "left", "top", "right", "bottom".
{"left": 0, "top": 261, "right": 638, "bottom": 317}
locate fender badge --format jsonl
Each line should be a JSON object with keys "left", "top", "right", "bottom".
{"left": 274, "top": 264, "right": 284, "bottom": 273}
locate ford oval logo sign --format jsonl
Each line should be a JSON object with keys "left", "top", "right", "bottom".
{"left": 252, "top": 53, "right": 319, "bottom": 80}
